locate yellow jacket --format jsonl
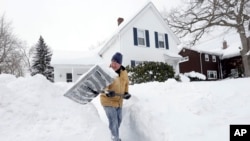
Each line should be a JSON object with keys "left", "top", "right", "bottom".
{"left": 100, "top": 67, "right": 129, "bottom": 107}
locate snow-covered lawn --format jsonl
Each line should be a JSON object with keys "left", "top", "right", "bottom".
{"left": 1, "top": 74, "right": 249, "bottom": 141}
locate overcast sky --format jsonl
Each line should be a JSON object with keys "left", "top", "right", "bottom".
{"left": 0, "top": 0, "right": 181, "bottom": 52}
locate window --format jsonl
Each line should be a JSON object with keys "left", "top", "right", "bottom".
{"left": 133, "top": 27, "right": 150, "bottom": 47}
{"left": 137, "top": 29, "right": 145, "bottom": 46}
{"left": 212, "top": 55, "right": 216, "bottom": 62}
{"left": 230, "top": 69, "right": 239, "bottom": 78}
{"left": 205, "top": 54, "right": 209, "bottom": 61}
{"left": 155, "top": 32, "right": 169, "bottom": 49}
{"left": 131, "top": 60, "right": 143, "bottom": 67}
{"left": 66, "top": 73, "right": 73, "bottom": 82}
{"left": 158, "top": 33, "right": 165, "bottom": 48}
{"left": 135, "top": 61, "right": 143, "bottom": 66}
{"left": 180, "top": 56, "right": 189, "bottom": 62}
{"left": 207, "top": 70, "right": 217, "bottom": 79}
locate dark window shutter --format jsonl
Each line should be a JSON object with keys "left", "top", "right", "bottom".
{"left": 155, "top": 32, "right": 159, "bottom": 48}
{"left": 131, "top": 60, "right": 135, "bottom": 67}
{"left": 133, "top": 28, "right": 138, "bottom": 46}
{"left": 145, "top": 30, "right": 150, "bottom": 47}
{"left": 165, "top": 34, "right": 169, "bottom": 49}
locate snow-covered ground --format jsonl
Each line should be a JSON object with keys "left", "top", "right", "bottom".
{"left": 0, "top": 73, "right": 250, "bottom": 141}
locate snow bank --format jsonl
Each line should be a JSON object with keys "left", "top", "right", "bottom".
{"left": 1, "top": 74, "right": 250, "bottom": 141}
{"left": 0, "top": 74, "right": 110, "bottom": 141}
{"left": 184, "top": 71, "right": 206, "bottom": 80}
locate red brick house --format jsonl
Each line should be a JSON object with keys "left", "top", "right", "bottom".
{"left": 178, "top": 33, "right": 244, "bottom": 80}
{"left": 179, "top": 48, "right": 222, "bottom": 80}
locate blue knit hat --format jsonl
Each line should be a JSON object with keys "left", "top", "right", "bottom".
{"left": 111, "top": 52, "right": 123, "bottom": 64}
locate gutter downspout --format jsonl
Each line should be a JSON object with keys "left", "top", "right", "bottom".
{"left": 71, "top": 67, "right": 74, "bottom": 82}
{"left": 219, "top": 55, "right": 223, "bottom": 79}
{"left": 200, "top": 53, "right": 203, "bottom": 74}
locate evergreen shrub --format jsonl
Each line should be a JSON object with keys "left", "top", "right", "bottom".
{"left": 126, "top": 61, "right": 175, "bottom": 84}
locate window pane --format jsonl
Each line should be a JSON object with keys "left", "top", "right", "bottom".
{"left": 212, "top": 56, "right": 216, "bottom": 62}
{"left": 207, "top": 71, "right": 217, "bottom": 79}
{"left": 158, "top": 34, "right": 165, "bottom": 48}
{"left": 66, "top": 73, "right": 72, "bottom": 82}
{"left": 159, "top": 41, "right": 164, "bottom": 48}
{"left": 137, "top": 29, "right": 145, "bottom": 46}
{"left": 138, "top": 38, "right": 145, "bottom": 45}
{"left": 135, "top": 61, "right": 143, "bottom": 66}
{"left": 180, "top": 56, "right": 189, "bottom": 62}
{"left": 158, "top": 34, "right": 164, "bottom": 40}
{"left": 209, "top": 73, "right": 214, "bottom": 78}
{"left": 205, "top": 54, "right": 209, "bottom": 61}
{"left": 138, "top": 30, "right": 144, "bottom": 38}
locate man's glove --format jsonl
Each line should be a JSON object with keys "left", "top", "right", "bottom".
{"left": 123, "top": 93, "right": 131, "bottom": 100}
{"left": 106, "top": 91, "right": 116, "bottom": 97}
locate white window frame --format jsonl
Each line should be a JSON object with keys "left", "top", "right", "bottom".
{"left": 212, "top": 55, "right": 216, "bottom": 62}
{"left": 180, "top": 56, "right": 189, "bottom": 62}
{"left": 137, "top": 29, "right": 145, "bottom": 46}
{"left": 134, "top": 61, "right": 143, "bottom": 66}
{"left": 205, "top": 54, "right": 209, "bottom": 62}
{"left": 207, "top": 70, "right": 217, "bottom": 79}
{"left": 158, "top": 33, "right": 165, "bottom": 48}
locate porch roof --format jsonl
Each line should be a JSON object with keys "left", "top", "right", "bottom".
{"left": 164, "top": 52, "right": 182, "bottom": 61}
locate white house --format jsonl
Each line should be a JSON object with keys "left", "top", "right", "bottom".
{"left": 52, "top": 2, "right": 182, "bottom": 82}
{"left": 99, "top": 2, "right": 181, "bottom": 71}
{"left": 52, "top": 50, "right": 103, "bottom": 82}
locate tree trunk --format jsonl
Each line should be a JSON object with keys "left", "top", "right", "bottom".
{"left": 239, "top": 28, "right": 250, "bottom": 77}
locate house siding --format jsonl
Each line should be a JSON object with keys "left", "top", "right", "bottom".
{"left": 200, "top": 53, "right": 221, "bottom": 80}
{"left": 178, "top": 33, "right": 244, "bottom": 80}
{"left": 179, "top": 48, "right": 221, "bottom": 80}
{"left": 99, "top": 2, "right": 181, "bottom": 74}
{"left": 120, "top": 8, "right": 179, "bottom": 68}
{"left": 179, "top": 49, "right": 202, "bottom": 73}
{"left": 53, "top": 64, "right": 94, "bottom": 82}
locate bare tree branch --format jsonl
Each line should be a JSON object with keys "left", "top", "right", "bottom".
{"left": 165, "top": 0, "right": 250, "bottom": 76}
{"left": 0, "top": 14, "right": 28, "bottom": 76}
{"left": 165, "top": 0, "right": 250, "bottom": 45}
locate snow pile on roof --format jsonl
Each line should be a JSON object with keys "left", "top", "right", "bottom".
{"left": 164, "top": 51, "right": 182, "bottom": 58}
{"left": 51, "top": 49, "right": 104, "bottom": 65}
{"left": 191, "top": 31, "right": 241, "bottom": 59}
{"left": 178, "top": 30, "right": 242, "bottom": 59}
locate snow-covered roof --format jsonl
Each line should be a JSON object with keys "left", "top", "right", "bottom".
{"left": 180, "top": 31, "right": 242, "bottom": 59}
{"left": 164, "top": 51, "right": 182, "bottom": 60}
{"left": 51, "top": 49, "right": 104, "bottom": 65}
